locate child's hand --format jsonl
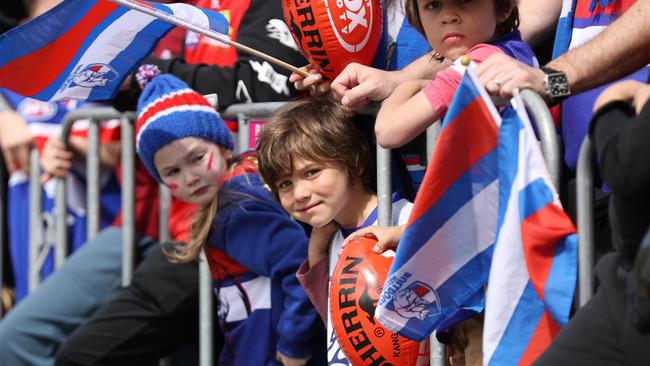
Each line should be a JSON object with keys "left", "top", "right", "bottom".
{"left": 40, "top": 136, "right": 74, "bottom": 183}
{"left": 339, "top": 224, "right": 406, "bottom": 256}
{"left": 289, "top": 65, "right": 331, "bottom": 97}
{"left": 276, "top": 351, "right": 311, "bottom": 366}
{"left": 307, "top": 221, "right": 339, "bottom": 267}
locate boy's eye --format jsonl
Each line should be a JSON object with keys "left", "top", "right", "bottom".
{"left": 305, "top": 168, "right": 320, "bottom": 178}
{"left": 277, "top": 180, "right": 292, "bottom": 190}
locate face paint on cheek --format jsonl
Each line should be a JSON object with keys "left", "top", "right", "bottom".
{"left": 167, "top": 183, "right": 178, "bottom": 191}
{"left": 206, "top": 151, "right": 214, "bottom": 171}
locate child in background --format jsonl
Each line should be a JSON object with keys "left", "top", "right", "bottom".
{"left": 135, "top": 74, "right": 322, "bottom": 366}
{"left": 375, "top": 0, "right": 535, "bottom": 149}
{"left": 257, "top": 98, "right": 425, "bottom": 365}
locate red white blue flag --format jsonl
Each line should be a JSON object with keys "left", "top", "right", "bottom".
{"left": 483, "top": 96, "right": 577, "bottom": 365}
{"left": 0, "top": 0, "right": 228, "bottom": 101}
{"left": 375, "top": 68, "right": 502, "bottom": 341}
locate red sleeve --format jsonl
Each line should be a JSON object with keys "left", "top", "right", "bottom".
{"left": 296, "top": 258, "right": 329, "bottom": 324}
{"left": 422, "top": 44, "right": 503, "bottom": 118}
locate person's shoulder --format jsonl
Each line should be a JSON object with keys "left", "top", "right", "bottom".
{"left": 222, "top": 173, "right": 282, "bottom": 211}
{"left": 466, "top": 43, "right": 503, "bottom": 63}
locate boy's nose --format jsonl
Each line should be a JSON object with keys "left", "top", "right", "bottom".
{"left": 441, "top": 10, "right": 460, "bottom": 24}
{"left": 293, "top": 182, "right": 310, "bottom": 201}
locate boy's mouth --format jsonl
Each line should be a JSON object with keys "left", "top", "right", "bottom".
{"left": 298, "top": 201, "right": 321, "bottom": 213}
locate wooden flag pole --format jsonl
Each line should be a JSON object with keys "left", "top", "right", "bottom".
{"left": 108, "top": 0, "right": 309, "bottom": 77}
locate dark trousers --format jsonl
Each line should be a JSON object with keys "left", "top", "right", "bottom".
{"left": 55, "top": 246, "right": 221, "bottom": 366}
{"left": 534, "top": 253, "right": 650, "bottom": 366}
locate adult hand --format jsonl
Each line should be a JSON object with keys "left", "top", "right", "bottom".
{"left": 330, "top": 62, "right": 401, "bottom": 110}
{"left": 289, "top": 65, "right": 331, "bottom": 97}
{"left": 0, "top": 109, "right": 33, "bottom": 173}
{"left": 475, "top": 53, "right": 547, "bottom": 100}
{"left": 276, "top": 351, "right": 311, "bottom": 366}
{"left": 339, "top": 224, "right": 405, "bottom": 255}
{"left": 40, "top": 136, "right": 74, "bottom": 183}
{"left": 593, "top": 79, "right": 650, "bottom": 116}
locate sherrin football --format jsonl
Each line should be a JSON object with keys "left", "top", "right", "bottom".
{"left": 281, "top": 0, "right": 383, "bottom": 80}
{"left": 329, "top": 236, "right": 430, "bottom": 365}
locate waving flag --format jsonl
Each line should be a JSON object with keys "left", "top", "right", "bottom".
{"left": 0, "top": 0, "right": 228, "bottom": 101}
{"left": 375, "top": 68, "right": 502, "bottom": 341}
{"left": 483, "top": 96, "right": 577, "bottom": 365}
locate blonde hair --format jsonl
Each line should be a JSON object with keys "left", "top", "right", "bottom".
{"left": 164, "top": 153, "right": 258, "bottom": 262}
{"left": 257, "top": 97, "right": 373, "bottom": 200}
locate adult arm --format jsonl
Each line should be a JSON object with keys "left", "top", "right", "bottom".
{"left": 590, "top": 82, "right": 650, "bottom": 197}
{"left": 330, "top": 52, "right": 450, "bottom": 110}
{"left": 517, "top": 0, "right": 562, "bottom": 47}
{"left": 0, "top": 109, "right": 32, "bottom": 173}
{"left": 477, "top": 0, "right": 650, "bottom": 99}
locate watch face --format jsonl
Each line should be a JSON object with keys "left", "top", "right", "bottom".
{"left": 547, "top": 73, "right": 570, "bottom": 99}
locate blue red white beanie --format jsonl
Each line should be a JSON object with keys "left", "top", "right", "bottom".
{"left": 135, "top": 74, "right": 233, "bottom": 182}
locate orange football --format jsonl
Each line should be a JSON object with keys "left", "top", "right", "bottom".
{"left": 281, "top": 0, "right": 383, "bottom": 80}
{"left": 329, "top": 236, "right": 430, "bottom": 365}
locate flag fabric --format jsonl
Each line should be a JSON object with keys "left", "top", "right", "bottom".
{"left": 375, "top": 68, "right": 502, "bottom": 341}
{"left": 0, "top": 0, "right": 228, "bottom": 102}
{"left": 483, "top": 96, "right": 577, "bottom": 365}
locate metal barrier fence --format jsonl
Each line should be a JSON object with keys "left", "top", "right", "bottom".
{"left": 576, "top": 137, "right": 595, "bottom": 307}
{"left": 0, "top": 89, "right": 563, "bottom": 364}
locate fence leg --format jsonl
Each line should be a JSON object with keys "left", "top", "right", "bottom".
{"left": 28, "top": 149, "right": 44, "bottom": 292}
{"left": 199, "top": 250, "right": 214, "bottom": 366}
{"left": 576, "top": 137, "right": 595, "bottom": 307}
{"left": 121, "top": 116, "right": 136, "bottom": 287}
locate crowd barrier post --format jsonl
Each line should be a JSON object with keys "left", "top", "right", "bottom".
{"left": 28, "top": 148, "right": 44, "bottom": 292}
{"left": 0, "top": 94, "right": 9, "bottom": 317}
{"left": 0, "top": 142, "right": 6, "bottom": 318}
{"left": 576, "top": 137, "right": 595, "bottom": 307}
{"left": 519, "top": 90, "right": 561, "bottom": 188}
{"left": 120, "top": 113, "right": 137, "bottom": 287}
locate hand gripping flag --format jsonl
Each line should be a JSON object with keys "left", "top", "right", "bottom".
{"left": 375, "top": 67, "right": 502, "bottom": 341}
{"left": 0, "top": 0, "right": 228, "bottom": 101}
{"left": 483, "top": 96, "right": 577, "bottom": 365}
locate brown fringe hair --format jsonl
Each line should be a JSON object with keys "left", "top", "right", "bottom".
{"left": 257, "top": 97, "right": 373, "bottom": 200}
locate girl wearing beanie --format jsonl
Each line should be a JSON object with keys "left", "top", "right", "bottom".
{"left": 135, "top": 74, "right": 323, "bottom": 366}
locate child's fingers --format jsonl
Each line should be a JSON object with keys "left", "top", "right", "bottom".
{"left": 40, "top": 172, "right": 53, "bottom": 185}
{"left": 372, "top": 239, "right": 395, "bottom": 254}
{"left": 339, "top": 231, "right": 379, "bottom": 256}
